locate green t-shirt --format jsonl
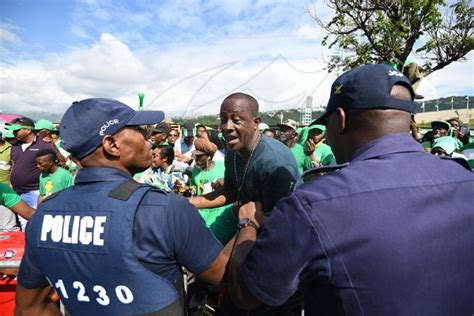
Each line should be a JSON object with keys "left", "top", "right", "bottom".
{"left": 0, "top": 143, "right": 12, "bottom": 185}
{"left": 290, "top": 143, "right": 313, "bottom": 174}
{"left": 190, "top": 161, "right": 237, "bottom": 244}
{"left": 312, "top": 143, "right": 335, "bottom": 166}
{"left": 461, "top": 142, "right": 474, "bottom": 169}
{"left": 39, "top": 167, "right": 74, "bottom": 197}
{"left": 0, "top": 182, "right": 21, "bottom": 208}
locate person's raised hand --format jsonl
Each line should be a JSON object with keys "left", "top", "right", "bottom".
{"left": 305, "top": 139, "right": 316, "bottom": 155}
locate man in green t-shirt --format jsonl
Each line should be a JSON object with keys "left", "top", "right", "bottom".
{"left": 190, "top": 138, "right": 236, "bottom": 245}
{"left": 277, "top": 119, "right": 313, "bottom": 174}
{"left": 305, "top": 124, "right": 336, "bottom": 167}
{"left": 0, "top": 182, "right": 34, "bottom": 231}
{"left": 0, "top": 130, "right": 12, "bottom": 185}
{"left": 36, "top": 149, "right": 74, "bottom": 204}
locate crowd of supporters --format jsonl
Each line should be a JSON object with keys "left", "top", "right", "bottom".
{"left": 0, "top": 112, "right": 472, "bottom": 232}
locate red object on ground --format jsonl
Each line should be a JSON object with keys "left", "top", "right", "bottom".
{"left": 0, "top": 232, "right": 25, "bottom": 316}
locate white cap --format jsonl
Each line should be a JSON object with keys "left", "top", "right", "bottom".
{"left": 259, "top": 123, "right": 270, "bottom": 131}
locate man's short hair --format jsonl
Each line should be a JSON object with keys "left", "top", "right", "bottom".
{"left": 36, "top": 149, "right": 57, "bottom": 162}
{"left": 159, "top": 146, "right": 175, "bottom": 164}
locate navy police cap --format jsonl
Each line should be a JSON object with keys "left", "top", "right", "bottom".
{"left": 60, "top": 98, "right": 164, "bottom": 160}
{"left": 311, "top": 64, "right": 416, "bottom": 125}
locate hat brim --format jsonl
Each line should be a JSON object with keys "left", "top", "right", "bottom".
{"left": 127, "top": 110, "right": 165, "bottom": 127}
{"left": 307, "top": 124, "right": 326, "bottom": 133}
{"left": 1, "top": 130, "right": 15, "bottom": 138}
{"left": 310, "top": 112, "right": 330, "bottom": 126}
{"left": 277, "top": 124, "right": 296, "bottom": 131}
{"left": 6, "top": 123, "right": 33, "bottom": 131}
{"left": 431, "top": 121, "right": 450, "bottom": 130}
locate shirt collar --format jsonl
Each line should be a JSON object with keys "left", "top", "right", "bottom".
{"left": 351, "top": 133, "right": 424, "bottom": 163}
{"left": 74, "top": 167, "right": 132, "bottom": 184}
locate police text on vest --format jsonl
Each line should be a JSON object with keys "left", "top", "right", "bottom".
{"left": 41, "top": 215, "right": 107, "bottom": 246}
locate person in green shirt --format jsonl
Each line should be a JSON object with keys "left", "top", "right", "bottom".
{"left": 0, "top": 130, "right": 12, "bottom": 185}
{"left": 277, "top": 119, "right": 313, "bottom": 174}
{"left": 190, "top": 137, "right": 236, "bottom": 245}
{"left": 461, "top": 142, "right": 474, "bottom": 169}
{"left": 36, "top": 149, "right": 74, "bottom": 204}
{"left": 422, "top": 121, "right": 451, "bottom": 152}
{"left": 0, "top": 182, "right": 34, "bottom": 231}
{"left": 447, "top": 118, "right": 467, "bottom": 150}
{"left": 305, "top": 124, "right": 336, "bottom": 167}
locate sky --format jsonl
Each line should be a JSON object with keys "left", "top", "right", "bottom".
{"left": 0, "top": 0, "right": 473, "bottom": 118}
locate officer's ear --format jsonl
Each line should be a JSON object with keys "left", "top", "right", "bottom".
{"left": 102, "top": 135, "right": 121, "bottom": 158}
{"left": 334, "top": 107, "right": 346, "bottom": 134}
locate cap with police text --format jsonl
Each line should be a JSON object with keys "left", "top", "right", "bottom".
{"left": 311, "top": 64, "right": 415, "bottom": 125}
{"left": 60, "top": 98, "right": 164, "bottom": 160}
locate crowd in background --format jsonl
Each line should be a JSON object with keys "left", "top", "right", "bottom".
{"left": 0, "top": 113, "right": 472, "bottom": 234}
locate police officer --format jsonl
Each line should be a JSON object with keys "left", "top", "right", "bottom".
{"left": 227, "top": 64, "right": 474, "bottom": 315}
{"left": 16, "top": 98, "right": 229, "bottom": 315}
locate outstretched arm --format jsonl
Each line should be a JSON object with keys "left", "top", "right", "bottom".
{"left": 10, "top": 200, "right": 35, "bottom": 220}
{"left": 227, "top": 201, "right": 266, "bottom": 309}
{"left": 190, "top": 188, "right": 236, "bottom": 209}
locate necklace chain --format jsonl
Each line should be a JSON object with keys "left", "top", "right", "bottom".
{"left": 233, "top": 133, "right": 261, "bottom": 205}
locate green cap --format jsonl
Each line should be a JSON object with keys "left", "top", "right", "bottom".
{"left": 431, "top": 136, "right": 457, "bottom": 155}
{"left": 0, "top": 130, "right": 15, "bottom": 138}
{"left": 35, "top": 119, "right": 55, "bottom": 131}
{"left": 308, "top": 124, "right": 326, "bottom": 133}
{"left": 6, "top": 123, "right": 33, "bottom": 131}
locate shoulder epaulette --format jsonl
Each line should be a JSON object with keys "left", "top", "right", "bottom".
{"left": 108, "top": 180, "right": 146, "bottom": 201}
{"left": 440, "top": 156, "right": 472, "bottom": 171}
{"left": 301, "top": 163, "right": 349, "bottom": 184}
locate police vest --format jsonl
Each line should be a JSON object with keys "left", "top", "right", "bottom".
{"left": 27, "top": 180, "right": 184, "bottom": 315}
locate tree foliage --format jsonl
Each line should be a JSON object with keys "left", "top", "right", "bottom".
{"left": 310, "top": 0, "right": 474, "bottom": 75}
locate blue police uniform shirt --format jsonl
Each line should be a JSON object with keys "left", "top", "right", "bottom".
{"left": 18, "top": 167, "right": 222, "bottom": 314}
{"left": 240, "top": 133, "right": 474, "bottom": 315}
{"left": 223, "top": 135, "right": 298, "bottom": 214}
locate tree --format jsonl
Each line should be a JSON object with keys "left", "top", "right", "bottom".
{"left": 310, "top": 0, "right": 473, "bottom": 75}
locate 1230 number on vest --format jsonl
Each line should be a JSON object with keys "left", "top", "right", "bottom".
{"left": 54, "top": 279, "right": 134, "bottom": 306}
